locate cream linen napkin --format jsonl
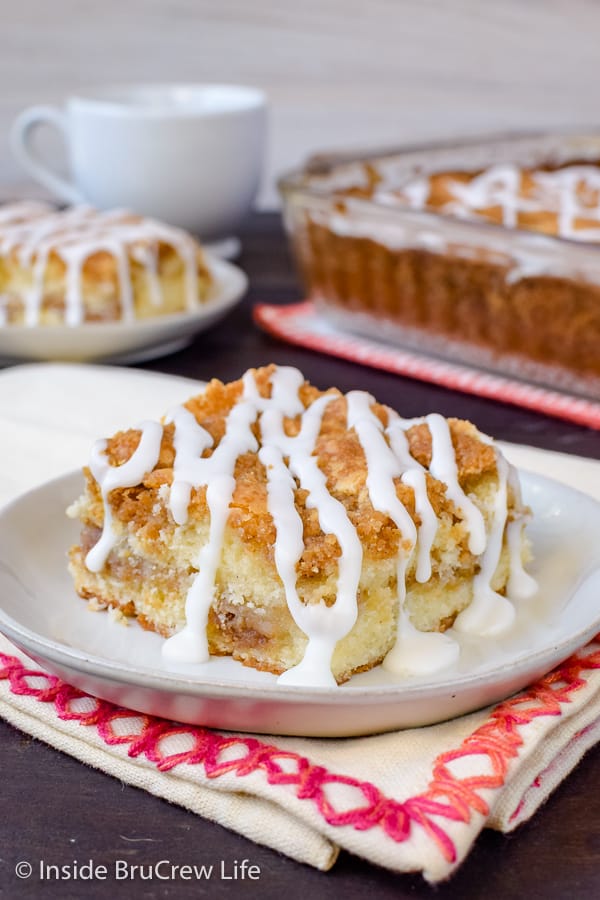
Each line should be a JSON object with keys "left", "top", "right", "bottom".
{"left": 0, "top": 362, "right": 599, "bottom": 882}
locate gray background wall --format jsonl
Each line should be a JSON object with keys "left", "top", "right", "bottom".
{"left": 1, "top": 0, "right": 599, "bottom": 207}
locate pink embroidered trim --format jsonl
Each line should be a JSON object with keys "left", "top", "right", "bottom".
{"left": 253, "top": 301, "right": 600, "bottom": 431}
{"left": 508, "top": 704, "right": 600, "bottom": 824}
{"left": 1, "top": 639, "right": 599, "bottom": 865}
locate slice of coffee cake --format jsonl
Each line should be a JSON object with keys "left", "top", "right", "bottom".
{"left": 67, "top": 365, "right": 535, "bottom": 686}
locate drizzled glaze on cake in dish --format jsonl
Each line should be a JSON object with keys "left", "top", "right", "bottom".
{"left": 0, "top": 201, "right": 210, "bottom": 327}
{"left": 70, "top": 365, "right": 537, "bottom": 689}
{"left": 396, "top": 163, "right": 600, "bottom": 241}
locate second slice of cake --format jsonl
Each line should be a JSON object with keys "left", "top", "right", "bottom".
{"left": 0, "top": 202, "right": 213, "bottom": 326}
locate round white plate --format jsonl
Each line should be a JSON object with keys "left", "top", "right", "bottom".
{"left": 0, "top": 255, "right": 247, "bottom": 364}
{"left": 0, "top": 470, "right": 599, "bottom": 737}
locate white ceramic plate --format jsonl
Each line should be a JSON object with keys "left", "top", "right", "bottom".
{"left": 0, "top": 470, "right": 599, "bottom": 737}
{"left": 0, "top": 255, "right": 247, "bottom": 364}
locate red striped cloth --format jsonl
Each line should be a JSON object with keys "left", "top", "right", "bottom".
{"left": 254, "top": 301, "right": 600, "bottom": 430}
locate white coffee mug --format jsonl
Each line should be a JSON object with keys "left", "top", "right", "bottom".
{"left": 10, "top": 83, "right": 267, "bottom": 240}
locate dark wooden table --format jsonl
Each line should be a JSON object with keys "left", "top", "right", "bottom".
{"left": 1, "top": 213, "right": 599, "bottom": 900}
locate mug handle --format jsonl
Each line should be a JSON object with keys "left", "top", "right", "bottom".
{"left": 10, "top": 106, "right": 85, "bottom": 205}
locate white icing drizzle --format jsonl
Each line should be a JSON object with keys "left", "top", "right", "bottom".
{"left": 85, "top": 421, "right": 164, "bottom": 573}
{"left": 453, "top": 451, "right": 515, "bottom": 636}
{"left": 346, "top": 391, "right": 418, "bottom": 553}
{"left": 426, "top": 413, "right": 487, "bottom": 555}
{"left": 165, "top": 404, "right": 214, "bottom": 525}
{"left": 163, "top": 473, "right": 237, "bottom": 664}
{"left": 445, "top": 164, "right": 522, "bottom": 228}
{"left": 506, "top": 465, "right": 539, "bottom": 600}
{"left": 0, "top": 201, "right": 51, "bottom": 226}
{"left": 162, "top": 389, "right": 261, "bottom": 664}
{"left": 82, "top": 366, "right": 536, "bottom": 685}
{"left": 130, "top": 242, "right": 162, "bottom": 307}
{"left": 0, "top": 201, "right": 201, "bottom": 326}
{"left": 506, "top": 520, "right": 538, "bottom": 599}
{"left": 244, "top": 368, "right": 363, "bottom": 686}
{"left": 397, "top": 176, "right": 430, "bottom": 210}
{"left": 381, "top": 413, "right": 461, "bottom": 673}
{"left": 385, "top": 412, "right": 438, "bottom": 582}
{"left": 271, "top": 394, "right": 363, "bottom": 687}
{"left": 383, "top": 602, "right": 460, "bottom": 676}
{"left": 344, "top": 393, "right": 459, "bottom": 675}
{"left": 397, "top": 163, "right": 600, "bottom": 241}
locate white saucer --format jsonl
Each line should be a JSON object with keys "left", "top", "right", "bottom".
{"left": 0, "top": 470, "right": 599, "bottom": 737}
{"left": 0, "top": 254, "right": 247, "bottom": 364}
{"left": 203, "top": 236, "right": 241, "bottom": 260}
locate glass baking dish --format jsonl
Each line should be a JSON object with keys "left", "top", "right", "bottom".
{"left": 278, "top": 133, "right": 600, "bottom": 401}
